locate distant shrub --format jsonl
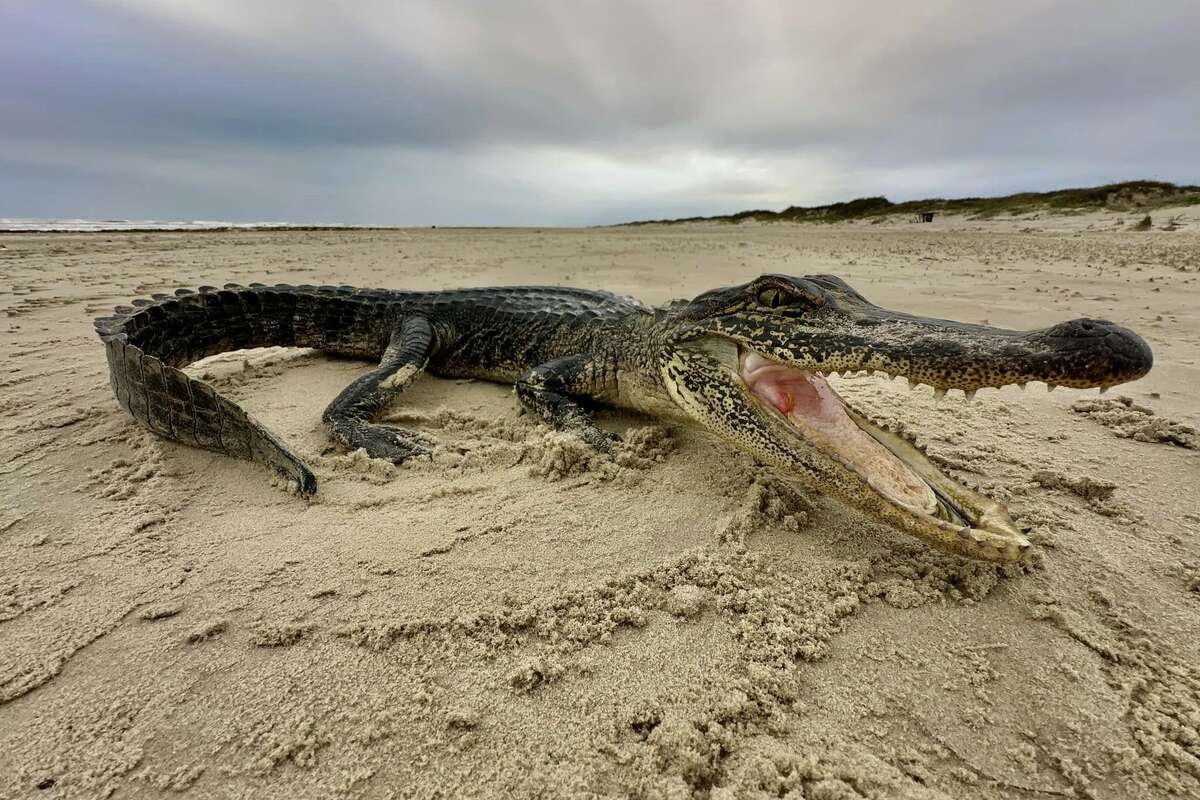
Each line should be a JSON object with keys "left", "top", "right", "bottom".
{"left": 619, "top": 181, "right": 1200, "bottom": 227}
{"left": 1134, "top": 215, "right": 1153, "bottom": 231}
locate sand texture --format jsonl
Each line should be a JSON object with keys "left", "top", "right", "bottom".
{"left": 2, "top": 211, "right": 1199, "bottom": 799}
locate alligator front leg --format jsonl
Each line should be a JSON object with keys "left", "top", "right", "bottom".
{"left": 322, "top": 316, "right": 435, "bottom": 463}
{"left": 515, "top": 354, "right": 620, "bottom": 453}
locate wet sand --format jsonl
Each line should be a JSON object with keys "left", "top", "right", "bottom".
{"left": 1, "top": 210, "right": 1198, "bottom": 798}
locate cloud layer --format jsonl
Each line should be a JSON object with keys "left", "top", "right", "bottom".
{"left": 2, "top": 0, "right": 1197, "bottom": 225}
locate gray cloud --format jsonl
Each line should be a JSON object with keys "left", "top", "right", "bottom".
{"left": 1, "top": 0, "right": 1196, "bottom": 225}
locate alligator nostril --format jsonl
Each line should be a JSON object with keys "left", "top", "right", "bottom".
{"left": 1046, "top": 318, "right": 1115, "bottom": 338}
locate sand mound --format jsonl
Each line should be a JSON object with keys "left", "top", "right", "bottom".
{"left": 1072, "top": 395, "right": 1196, "bottom": 448}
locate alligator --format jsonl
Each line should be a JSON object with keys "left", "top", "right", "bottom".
{"left": 94, "top": 275, "right": 1152, "bottom": 562}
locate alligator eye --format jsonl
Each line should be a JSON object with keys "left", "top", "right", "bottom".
{"left": 757, "top": 287, "right": 791, "bottom": 308}
{"left": 751, "top": 279, "right": 826, "bottom": 310}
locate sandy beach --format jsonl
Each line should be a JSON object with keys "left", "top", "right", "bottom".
{"left": 2, "top": 212, "right": 1198, "bottom": 799}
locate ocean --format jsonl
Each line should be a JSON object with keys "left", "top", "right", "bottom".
{"left": 0, "top": 219, "right": 372, "bottom": 232}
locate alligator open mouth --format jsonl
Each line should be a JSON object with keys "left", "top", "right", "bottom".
{"left": 742, "top": 351, "right": 942, "bottom": 516}
{"left": 663, "top": 274, "right": 1152, "bottom": 561}
{"left": 732, "top": 345, "right": 1030, "bottom": 560}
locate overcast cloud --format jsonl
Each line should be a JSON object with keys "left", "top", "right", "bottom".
{"left": 1, "top": 0, "right": 1196, "bottom": 225}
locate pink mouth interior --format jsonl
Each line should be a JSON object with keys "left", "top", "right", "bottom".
{"left": 739, "top": 351, "right": 937, "bottom": 514}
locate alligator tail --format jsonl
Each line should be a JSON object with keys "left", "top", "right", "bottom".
{"left": 93, "top": 283, "right": 393, "bottom": 495}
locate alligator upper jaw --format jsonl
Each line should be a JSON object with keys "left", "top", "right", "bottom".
{"left": 731, "top": 345, "right": 1031, "bottom": 561}
{"left": 700, "top": 308, "right": 1153, "bottom": 398}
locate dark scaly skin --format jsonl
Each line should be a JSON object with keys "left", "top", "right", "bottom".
{"left": 95, "top": 276, "right": 1153, "bottom": 562}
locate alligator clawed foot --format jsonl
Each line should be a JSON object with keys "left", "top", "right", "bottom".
{"left": 580, "top": 427, "right": 622, "bottom": 456}
{"left": 353, "top": 424, "right": 434, "bottom": 465}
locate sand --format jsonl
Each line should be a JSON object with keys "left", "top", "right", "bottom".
{"left": 1, "top": 209, "right": 1199, "bottom": 799}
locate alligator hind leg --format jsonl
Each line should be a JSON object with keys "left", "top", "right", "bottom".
{"left": 515, "top": 354, "right": 620, "bottom": 453}
{"left": 322, "top": 316, "right": 435, "bottom": 463}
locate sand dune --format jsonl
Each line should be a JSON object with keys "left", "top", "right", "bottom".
{"left": 1, "top": 213, "right": 1198, "bottom": 799}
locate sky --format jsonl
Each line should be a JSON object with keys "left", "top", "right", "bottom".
{"left": 1, "top": 0, "right": 1197, "bottom": 226}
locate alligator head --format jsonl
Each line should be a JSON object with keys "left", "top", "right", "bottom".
{"left": 657, "top": 274, "right": 1153, "bottom": 562}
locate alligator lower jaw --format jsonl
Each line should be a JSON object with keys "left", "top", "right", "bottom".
{"left": 737, "top": 348, "right": 1030, "bottom": 560}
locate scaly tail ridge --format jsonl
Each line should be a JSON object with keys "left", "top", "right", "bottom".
{"left": 95, "top": 285, "right": 333, "bottom": 494}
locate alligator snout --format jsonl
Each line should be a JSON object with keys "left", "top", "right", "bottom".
{"left": 1029, "top": 317, "right": 1153, "bottom": 387}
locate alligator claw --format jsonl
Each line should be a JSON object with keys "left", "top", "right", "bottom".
{"left": 352, "top": 424, "right": 433, "bottom": 464}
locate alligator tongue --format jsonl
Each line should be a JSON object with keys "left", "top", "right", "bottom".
{"left": 739, "top": 351, "right": 937, "bottom": 515}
